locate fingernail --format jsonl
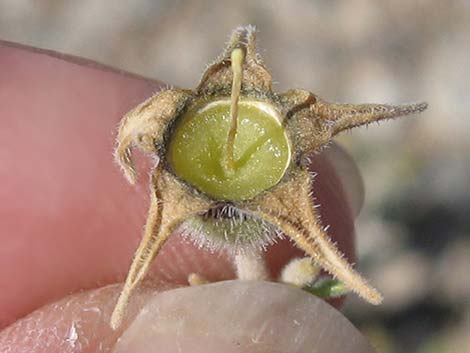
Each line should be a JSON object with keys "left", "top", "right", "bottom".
{"left": 0, "top": 282, "right": 178, "bottom": 353}
{"left": 113, "top": 281, "right": 375, "bottom": 353}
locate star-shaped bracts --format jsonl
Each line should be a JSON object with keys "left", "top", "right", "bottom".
{"left": 111, "top": 25, "right": 427, "bottom": 329}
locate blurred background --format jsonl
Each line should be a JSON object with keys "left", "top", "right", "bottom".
{"left": 1, "top": 1, "right": 468, "bottom": 352}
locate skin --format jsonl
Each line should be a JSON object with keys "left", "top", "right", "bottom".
{"left": 0, "top": 40, "right": 358, "bottom": 352}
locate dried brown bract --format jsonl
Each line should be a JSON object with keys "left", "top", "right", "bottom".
{"left": 110, "top": 25, "right": 427, "bottom": 329}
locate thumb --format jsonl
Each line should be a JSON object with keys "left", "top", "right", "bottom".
{"left": 1, "top": 281, "right": 376, "bottom": 353}
{"left": 115, "top": 281, "right": 376, "bottom": 353}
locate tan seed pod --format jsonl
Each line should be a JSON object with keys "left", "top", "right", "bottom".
{"left": 110, "top": 25, "right": 427, "bottom": 329}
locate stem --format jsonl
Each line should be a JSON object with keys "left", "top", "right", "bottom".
{"left": 304, "top": 278, "right": 350, "bottom": 299}
{"left": 223, "top": 48, "right": 245, "bottom": 174}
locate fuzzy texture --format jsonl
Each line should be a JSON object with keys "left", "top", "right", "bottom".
{"left": 234, "top": 252, "right": 270, "bottom": 281}
{"left": 111, "top": 25, "right": 427, "bottom": 329}
{"left": 179, "top": 206, "right": 282, "bottom": 254}
{"left": 110, "top": 166, "right": 212, "bottom": 329}
{"left": 280, "top": 257, "right": 321, "bottom": 287}
{"left": 245, "top": 169, "right": 383, "bottom": 304}
{"left": 115, "top": 89, "right": 193, "bottom": 184}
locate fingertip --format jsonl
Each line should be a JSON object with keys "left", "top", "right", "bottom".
{"left": 323, "top": 143, "right": 365, "bottom": 219}
{"left": 115, "top": 281, "right": 376, "bottom": 353}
